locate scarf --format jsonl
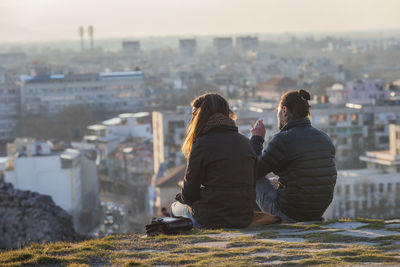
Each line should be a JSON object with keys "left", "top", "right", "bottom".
{"left": 201, "top": 113, "right": 238, "bottom": 135}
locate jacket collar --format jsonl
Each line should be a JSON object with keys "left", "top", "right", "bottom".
{"left": 201, "top": 113, "right": 238, "bottom": 135}
{"left": 280, "top": 117, "right": 311, "bottom": 132}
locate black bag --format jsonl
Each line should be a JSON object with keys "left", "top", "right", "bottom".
{"left": 145, "top": 216, "right": 193, "bottom": 236}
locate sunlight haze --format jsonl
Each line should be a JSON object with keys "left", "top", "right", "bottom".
{"left": 0, "top": 0, "right": 399, "bottom": 42}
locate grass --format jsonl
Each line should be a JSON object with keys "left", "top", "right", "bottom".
{"left": 1, "top": 218, "right": 399, "bottom": 266}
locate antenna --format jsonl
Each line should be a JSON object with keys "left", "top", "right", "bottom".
{"left": 78, "top": 26, "right": 84, "bottom": 51}
{"left": 87, "top": 25, "right": 94, "bottom": 51}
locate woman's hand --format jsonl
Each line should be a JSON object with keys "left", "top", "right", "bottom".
{"left": 250, "top": 119, "right": 266, "bottom": 139}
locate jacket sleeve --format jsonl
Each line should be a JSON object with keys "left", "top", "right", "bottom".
{"left": 256, "top": 134, "right": 288, "bottom": 178}
{"left": 250, "top": 135, "right": 265, "bottom": 156}
{"left": 181, "top": 140, "right": 205, "bottom": 206}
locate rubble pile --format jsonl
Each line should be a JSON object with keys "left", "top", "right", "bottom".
{"left": 0, "top": 182, "right": 81, "bottom": 249}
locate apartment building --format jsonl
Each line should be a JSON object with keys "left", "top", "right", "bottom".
{"left": 152, "top": 107, "right": 191, "bottom": 175}
{"left": 122, "top": 41, "right": 141, "bottom": 58}
{"left": 324, "top": 169, "right": 400, "bottom": 219}
{"left": 0, "top": 67, "right": 19, "bottom": 140}
{"left": 236, "top": 36, "right": 259, "bottom": 55}
{"left": 327, "top": 79, "right": 390, "bottom": 106}
{"left": 19, "top": 67, "right": 145, "bottom": 116}
{"left": 4, "top": 138, "right": 100, "bottom": 232}
{"left": 179, "top": 39, "right": 197, "bottom": 58}
{"left": 324, "top": 125, "right": 400, "bottom": 219}
{"left": 360, "top": 124, "right": 400, "bottom": 173}
{"left": 213, "top": 37, "right": 234, "bottom": 58}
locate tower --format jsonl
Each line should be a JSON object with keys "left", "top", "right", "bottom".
{"left": 87, "top": 25, "right": 94, "bottom": 51}
{"left": 78, "top": 26, "right": 84, "bottom": 51}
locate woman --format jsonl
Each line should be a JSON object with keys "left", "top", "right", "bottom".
{"left": 170, "top": 93, "right": 257, "bottom": 228}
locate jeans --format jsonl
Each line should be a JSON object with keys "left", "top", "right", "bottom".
{"left": 170, "top": 201, "right": 203, "bottom": 228}
{"left": 256, "top": 177, "right": 295, "bottom": 223}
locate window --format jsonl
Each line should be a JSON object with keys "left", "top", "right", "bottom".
{"left": 338, "top": 138, "right": 348, "bottom": 145}
{"left": 370, "top": 184, "right": 375, "bottom": 193}
{"left": 329, "top": 115, "right": 338, "bottom": 125}
{"left": 376, "top": 125, "right": 385, "bottom": 132}
{"left": 345, "top": 185, "right": 350, "bottom": 195}
{"left": 379, "top": 183, "right": 384, "bottom": 193}
{"left": 336, "top": 186, "right": 341, "bottom": 195}
{"left": 338, "top": 114, "right": 346, "bottom": 122}
{"left": 362, "top": 200, "right": 368, "bottom": 209}
{"left": 388, "top": 183, "right": 392, "bottom": 192}
{"left": 379, "top": 136, "right": 389, "bottom": 144}
{"left": 351, "top": 114, "right": 358, "bottom": 125}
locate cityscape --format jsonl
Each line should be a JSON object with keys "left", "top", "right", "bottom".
{"left": 0, "top": 0, "right": 399, "bottom": 258}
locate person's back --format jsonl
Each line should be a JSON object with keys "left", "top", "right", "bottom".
{"left": 191, "top": 127, "right": 256, "bottom": 228}
{"left": 171, "top": 93, "right": 256, "bottom": 228}
{"left": 251, "top": 89, "right": 337, "bottom": 222}
{"left": 268, "top": 118, "right": 336, "bottom": 221}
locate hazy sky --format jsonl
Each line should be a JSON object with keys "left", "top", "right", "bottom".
{"left": 1, "top": 0, "right": 399, "bottom": 42}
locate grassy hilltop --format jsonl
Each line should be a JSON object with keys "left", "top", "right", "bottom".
{"left": 1, "top": 218, "right": 399, "bottom": 266}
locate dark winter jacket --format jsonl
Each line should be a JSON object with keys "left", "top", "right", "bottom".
{"left": 179, "top": 113, "right": 257, "bottom": 228}
{"left": 251, "top": 117, "right": 337, "bottom": 221}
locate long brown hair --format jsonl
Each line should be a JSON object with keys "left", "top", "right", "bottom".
{"left": 181, "top": 93, "right": 236, "bottom": 157}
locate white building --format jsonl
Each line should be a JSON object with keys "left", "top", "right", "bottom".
{"left": 323, "top": 169, "right": 400, "bottom": 220}
{"left": 327, "top": 79, "right": 390, "bottom": 106}
{"left": 4, "top": 138, "right": 100, "bottom": 233}
{"left": 152, "top": 108, "right": 190, "bottom": 175}
{"left": 19, "top": 67, "right": 145, "bottom": 116}
{"left": 0, "top": 67, "right": 19, "bottom": 140}
{"left": 85, "top": 112, "right": 152, "bottom": 161}
{"left": 102, "top": 113, "right": 152, "bottom": 139}
{"left": 324, "top": 123, "right": 400, "bottom": 219}
{"left": 360, "top": 124, "right": 400, "bottom": 173}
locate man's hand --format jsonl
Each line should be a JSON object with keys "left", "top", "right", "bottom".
{"left": 269, "top": 177, "right": 279, "bottom": 189}
{"left": 251, "top": 119, "right": 266, "bottom": 139}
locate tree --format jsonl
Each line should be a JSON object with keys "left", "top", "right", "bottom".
{"left": 17, "top": 105, "right": 94, "bottom": 141}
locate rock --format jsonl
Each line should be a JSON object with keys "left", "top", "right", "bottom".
{"left": 323, "top": 221, "right": 369, "bottom": 230}
{"left": 0, "top": 182, "right": 82, "bottom": 249}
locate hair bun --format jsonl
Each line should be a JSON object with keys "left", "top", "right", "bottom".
{"left": 299, "top": 89, "right": 311, "bottom": 101}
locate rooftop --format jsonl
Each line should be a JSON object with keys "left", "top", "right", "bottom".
{"left": 20, "top": 70, "right": 143, "bottom": 84}
{"left": 156, "top": 164, "right": 186, "bottom": 188}
{"left": 258, "top": 76, "right": 297, "bottom": 90}
{"left": 360, "top": 150, "right": 400, "bottom": 166}
{"left": 331, "top": 83, "right": 345, "bottom": 90}
{"left": 87, "top": 125, "right": 107, "bottom": 131}
{"left": 1, "top": 218, "right": 399, "bottom": 266}
{"left": 119, "top": 112, "right": 150, "bottom": 119}
{"left": 338, "top": 168, "right": 400, "bottom": 179}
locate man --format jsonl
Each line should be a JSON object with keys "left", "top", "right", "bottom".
{"left": 250, "top": 89, "right": 337, "bottom": 222}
